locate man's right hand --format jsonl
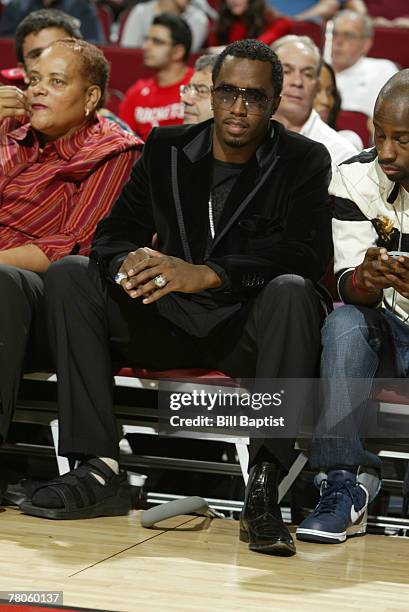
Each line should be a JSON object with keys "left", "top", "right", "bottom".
{"left": 0, "top": 86, "right": 28, "bottom": 120}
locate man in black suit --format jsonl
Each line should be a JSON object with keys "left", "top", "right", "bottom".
{"left": 22, "top": 40, "right": 332, "bottom": 556}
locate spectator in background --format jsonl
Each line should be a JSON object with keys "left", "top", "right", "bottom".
{"left": 331, "top": 10, "right": 398, "bottom": 117}
{"left": 181, "top": 54, "right": 217, "bottom": 124}
{"left": 120, "top": 0, "right": 208, "bottom": 52}
{"left": 0, "top": 39, "right": 141, "bottom": 468}
{"left": 0, "top": 0, "right": 105, "bottom": 43}
{"left": 208, "top": 0, "right": 291, "bottom": 49}
{"left": 314, "top": 60, "right": 363, "bottom": 149}
{"left": 266, "top": 0, "right": 365, "bottom": 21}
{"left": 119, "top": 13, "right": 193, "bottom": 141}
{"left": 272, "top": 35, "right": 358, "bottom": 172}
{"left": 1, "top": 9, "right": 82, "bottom": 83}
{"left": 314, "top": 61, "right": 341, "bottom": 127}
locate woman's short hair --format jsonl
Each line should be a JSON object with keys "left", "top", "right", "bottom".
{"left": 47, "top": 39, "right": 110, "bottom": 110}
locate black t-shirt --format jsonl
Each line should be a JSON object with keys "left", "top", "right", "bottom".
{"left": 155, "top": 158, "right": 245, "bottom": 337}
{"left": 206, "top": 159, "right": 245, "bottom": 257}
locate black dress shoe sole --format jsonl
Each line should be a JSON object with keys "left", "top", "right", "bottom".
{"left": 249, "top": 541, "right": 296, "bottom": 557}
{"left": 239, "top": 529, "right": 296, "bottom": 557}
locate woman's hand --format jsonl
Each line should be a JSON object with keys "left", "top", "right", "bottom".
{"left": 0, "top": 86, "right": 28, "bottom": 120}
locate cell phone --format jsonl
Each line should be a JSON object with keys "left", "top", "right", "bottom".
{"left": 387, "top": 251, "right": 409, "bottom": 258}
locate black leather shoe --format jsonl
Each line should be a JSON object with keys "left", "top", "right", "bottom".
{"left": 240, "top": 462, "right": 296, "bottom": 556}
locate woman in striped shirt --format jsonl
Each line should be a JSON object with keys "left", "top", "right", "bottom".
{"left": 0, "top": 38, "right": 141, "bottom": 458}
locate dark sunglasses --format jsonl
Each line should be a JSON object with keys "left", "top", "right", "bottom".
{"left": 212, "top": 85, "right": 274, "bottom": 115}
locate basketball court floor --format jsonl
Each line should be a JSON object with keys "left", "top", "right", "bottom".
{"left": 1, "top": 507, "right": 408, "bottom": 611}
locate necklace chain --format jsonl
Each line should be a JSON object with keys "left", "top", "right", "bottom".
{"left": 208, "top": 195, "right": 215, "bottom": 239}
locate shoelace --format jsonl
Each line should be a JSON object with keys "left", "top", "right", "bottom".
{"left": 313, "top": 481, "right": 361, "bottom": 516}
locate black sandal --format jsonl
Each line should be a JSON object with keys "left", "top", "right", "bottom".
{"left": 20, "top": 458, "right": 132, "bottom": 520}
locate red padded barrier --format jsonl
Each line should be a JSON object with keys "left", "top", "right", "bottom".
{"left": 117, "top": 367, "right": 229, "bottom": 381}
{"left": 290, "top": 20, "right": 323, "bottom": 46}
{"left": 101, "top": 46, "right": 153, "bottom": 93}
{"left": 0, "top": 38, "right": 17, "bottom": 73}
{"left": 370, "top": 26, "right": 409, "bottom": 68}
{"left": 376, "top": 388, "right": 409, "bottom": 405}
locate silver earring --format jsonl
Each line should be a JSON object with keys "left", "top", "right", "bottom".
{"left": 85, "top": 108, "right": 90, "bottom": 117}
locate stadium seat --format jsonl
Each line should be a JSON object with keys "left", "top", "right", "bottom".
{"left": 336, "top": 110, "right": 372, "bottom": 148}
{"left": 97, "top": 4, "right": 114, "bottom": 43}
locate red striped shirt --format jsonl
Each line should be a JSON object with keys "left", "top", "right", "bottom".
{"left": 0, "top": 114, "right": 142, "bottom": 262}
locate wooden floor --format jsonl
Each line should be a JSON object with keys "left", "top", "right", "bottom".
{"left": 1, "top": 506, "right": 409, "bottom": 612}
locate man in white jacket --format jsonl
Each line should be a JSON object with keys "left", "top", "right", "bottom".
{"left": 297, "top": 69, "right": 409, "bottom": 545}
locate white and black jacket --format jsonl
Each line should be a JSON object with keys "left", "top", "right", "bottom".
{"left": 331, "top": 148, "right": 409, "bottom": 323}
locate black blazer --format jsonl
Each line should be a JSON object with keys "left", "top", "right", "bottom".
{"left": 91, "top": 119, "right": 333, "bottom": 305}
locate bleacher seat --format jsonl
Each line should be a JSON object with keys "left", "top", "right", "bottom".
{"left": 290, "top": 20, "right": 323, "bottom": 46}
{"left": 336, "top": 110, "right": 372, "bottom": 148}
{"left": 369, "top": 26, "right": 409, "bottom": 68}
{"left": 117, "top": 7, "right": 133, "bottom": 46}
{"left": 97, "top": 4, "right": 114, "bottom": 44}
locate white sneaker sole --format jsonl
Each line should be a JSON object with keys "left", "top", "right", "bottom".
{"left": 296, "top": 512, "right": 367, "bottom": 544}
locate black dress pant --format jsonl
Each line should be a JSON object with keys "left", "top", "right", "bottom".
{"left": 0, "top": 265, "right": 51, "bottom": 441}
{"left": 45, "top": 256, "right": 324, "bottom": 471}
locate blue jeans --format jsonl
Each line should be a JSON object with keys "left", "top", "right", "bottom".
{"left": 310, "top": 305, "right": 409, "bottom": 471}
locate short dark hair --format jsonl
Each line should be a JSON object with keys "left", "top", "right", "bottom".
{"left": 15, "top": 9, "right": 83, "bottom": 65}
{"left": 152, "top": 13, "right": 192, "bottom": 61}
{"left": 212, "top": 39, "right": 283, "bottom": 97}
{"left": 46, "top": 39, "right": 110, "bottom": 110}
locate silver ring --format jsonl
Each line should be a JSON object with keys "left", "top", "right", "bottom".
{"left": 115, "top": 272, "right": 128, "bottom": 285}
{"left": 153, "top": 274, "right": 167, "bottom": 288}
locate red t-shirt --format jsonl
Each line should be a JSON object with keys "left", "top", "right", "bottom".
{"left": 208, "top": 14, "right": 291, "bottom": 46}
{"left": 119, "top": 68, "right": 194, "bottom": 142}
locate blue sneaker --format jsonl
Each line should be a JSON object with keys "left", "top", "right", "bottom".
{"left": 296, "top": 469, "right": 369, "bottom": 544}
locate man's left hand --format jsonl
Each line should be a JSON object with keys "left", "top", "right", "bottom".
{"left": 124, "top": 249, "right": 222, "bottom": 304}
